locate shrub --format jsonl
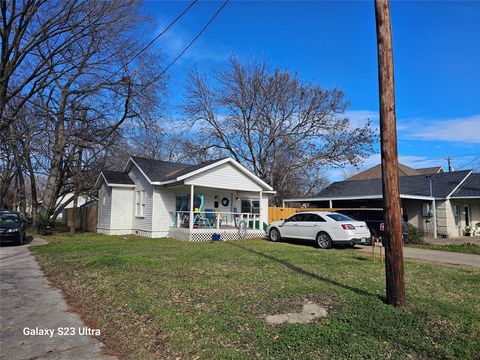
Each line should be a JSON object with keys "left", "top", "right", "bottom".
{"left": 406, "top": 223, "right": 425, "bottom": 244}
{"left": 35, "top": 215, "right": 53, "bottom": 235}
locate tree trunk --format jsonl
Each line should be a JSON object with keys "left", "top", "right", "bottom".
{"left": 13, "top": 144, "right": 27, "bottom": 214}
{"left": 70, "top": 147, "right": 83, "bottom": 233}
{"left": 374, "top": 0, "right": 406, "bottom": 307}
{"left": 38, "top": 114, "right": 67, "bottom": 221}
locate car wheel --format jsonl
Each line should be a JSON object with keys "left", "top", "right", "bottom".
{"left": 316, "top": 232, "right": 332, "bottom": 249}
{"left": 269, "top": 228, "right": 281, "bottom": 242}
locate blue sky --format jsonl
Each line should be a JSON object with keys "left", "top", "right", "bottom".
{"left": 143, "top": 0, "right": 480, "bottom": 179}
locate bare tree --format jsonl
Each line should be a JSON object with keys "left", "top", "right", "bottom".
{"left": 184, "top": 57, "right": 375, "bottom": 203}
{"left": 2, "top": 0, "right": 166, "bottom": 225}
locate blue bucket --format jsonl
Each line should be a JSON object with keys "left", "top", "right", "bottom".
{"left": 211, "top": 233, "right": 221, "bottom": 241}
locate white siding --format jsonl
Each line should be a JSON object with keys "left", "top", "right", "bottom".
{"left": 261, "top": 193, "right": 269, "bottom": 226}
{"left": 97, "top": 183, "right": 112, "bottom": 230}
{"left": 128, "top": 165, "right": 153, "bottom": 232}
{"left": 152, "top": 186, "right": 176, "bottom": 233}
{"left": 110, "top": 187, "right": 134, "bottom": 232}
{"left": 184, "top": 163, "right": 262, "bottom": 192}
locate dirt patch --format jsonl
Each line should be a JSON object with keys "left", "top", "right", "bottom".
{"left": 265, "top": 302, "right": 328, "bottom": 325}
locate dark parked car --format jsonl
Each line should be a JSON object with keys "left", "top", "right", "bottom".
{"left": 0, "top": 211, "right": 28, "bottom": 245}
{"left": 336, "top": 209, "right": 407, "bottom": 244}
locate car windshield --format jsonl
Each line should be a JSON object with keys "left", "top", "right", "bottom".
{"left": 0, "top": 212, "right": 20, "bottom": 225}
{"left": 327, "top": 213, "right": 355, "bottom": 222}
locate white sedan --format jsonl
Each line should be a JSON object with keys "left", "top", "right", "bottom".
{"left": 266, "top": 212, "right": 371, "bottom": 249}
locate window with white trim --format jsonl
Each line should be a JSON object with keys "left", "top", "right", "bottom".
{"left": 141, "top": 190, "right": 146, "bottom": 216}
{"left": 136, "top": 190, "right": 145, "bottom": 217}
{"left": 241, "top": 197, "right": 260, "bottom": 214}
{"left": 454, "top": 205, "right": 460, "bottom": 226}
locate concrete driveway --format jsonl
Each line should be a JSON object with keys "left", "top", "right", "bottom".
{"left": 0, "top": 238, "right": 116, "bottom": 360}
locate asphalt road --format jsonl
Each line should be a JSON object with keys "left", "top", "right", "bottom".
{"left": 0, "top": 238, "right": 116, "bottom": 360}
{"left": 358, "top": 245, "right": 480, "bottom": 268}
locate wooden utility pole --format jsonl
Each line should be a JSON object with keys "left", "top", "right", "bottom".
{"left": 374, "top": 0, "right": 406, "bottom": 307}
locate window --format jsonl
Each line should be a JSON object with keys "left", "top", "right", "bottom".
{"left": 141, "top": 191, "right": 146, "bottom": 216}
{"left": 241, "top": 198, "right": 251, "bottom": 213}
{"left": 241, "top": 197, "right": 260, "bottom": 214}
{"left": 176, "top": 195, "right": 188, "bottom": 212}
{"left": 176, "top": 194, "right": 203, "bottom": 212}
{"left": 327, "top": 213, "right": 354, "bottom": 222}
{"left": 454, "top": 205, "right": 460, "bottom": 226}
{"left": 136, "top": 190, "right": 146, "bottom": 217}
{"left": 0, "top": 212, "right": 20, "bottom": 225}
{"left": 287, "top": 213, "right": 306, "bottom": 222}
{"left": 304, "top": 213, "right": 326, "bottom": 222}
{"left": 102, "top": 195, "right": 106, "bottom": 206}
{"left": 251, "top": 200, "right": 260, "bottom": 214}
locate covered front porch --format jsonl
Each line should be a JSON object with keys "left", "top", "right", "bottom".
{"left": 167, "top": 184, "right": 267, "bottom": 241}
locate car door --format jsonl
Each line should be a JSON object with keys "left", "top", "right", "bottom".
{"left": 297, "top": 213, "right": 321, "bottom": 240}
{"left": 280, "top": 214, "right": 301, "bottom": 238}
{"left": 302, "top": 213, "right": 328, "bottom": 240}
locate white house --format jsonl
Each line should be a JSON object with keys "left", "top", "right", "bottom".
{"left": 94, "top": 156, "right": 275, "bottom": 241}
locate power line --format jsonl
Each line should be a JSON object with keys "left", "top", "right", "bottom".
{"left": 406, "top": 152, "right": 480, "bottom": 163}
{"left": 148, "top": 0, "right": 229, "bottom": 85}
{"left": 457, "top": 154, "right": 480, "bottom": 170}
{"left": 108, "top": 0, "right": 198, "bottom": 81}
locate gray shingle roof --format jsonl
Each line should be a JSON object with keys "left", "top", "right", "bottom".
{"left": 347, "top": 163, "right": 444, "bottom": 181}
{"left": 451, "top": 173, "right": 480, "bottom": 197}
{"left": 317, "top": 170, "right": 473, "bottom": 199}
{"left": 416, "top": 166, "right": 444, "bottom": 175}
{"left": 130, "top": 156, "right": 227, "bottom": 182}
{"left": 102, "top": 170, "right": 134, "bottom": 185}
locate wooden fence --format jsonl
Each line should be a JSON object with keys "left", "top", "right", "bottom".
{"left": 64, "top": 205, "right": 97, "bottom": 232}
{"left": 268, "top": 207, "right": 339, "bottom": 223}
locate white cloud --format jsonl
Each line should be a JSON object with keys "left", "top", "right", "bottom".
{"left": 154, "top": 17, "right": 230, "bottom": 64}
{"left": 342, "top": 110, "right": 379, "bottom": 131}
{"left": 400, "top": 114, "right": 480, "bottom": 143}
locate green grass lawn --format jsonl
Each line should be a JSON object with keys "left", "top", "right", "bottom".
{"left": 408, "top": 243, "right": 480, "bottom": 255}
{"left": 32, "top": 234, "right": 480, "bottom": 360}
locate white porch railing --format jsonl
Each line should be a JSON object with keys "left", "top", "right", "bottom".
{"left": 174, "top": 211, "right": 261, "bottom": 230}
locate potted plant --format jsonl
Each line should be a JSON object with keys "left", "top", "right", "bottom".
{"left": 464, "top": 226, "right": 472, "bottom": 236}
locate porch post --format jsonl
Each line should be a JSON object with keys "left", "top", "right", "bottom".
{"left": 189, "top": 185, "right": 194, "bottom": 231}
{"left": 259, "top": 191, "right": 263, "bottom": 230}
{"left": 329, "top": 199, "right": 333, "bottom": 209}
{"left": 432, "top": 198, "right": 437, "bottom": 238}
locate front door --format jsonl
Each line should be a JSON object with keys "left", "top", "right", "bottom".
{"left": 464, "top": 205, "right": 471, "bottom": 228}
{"left": 218, "top": 192, "right": 232, "bottom": 226}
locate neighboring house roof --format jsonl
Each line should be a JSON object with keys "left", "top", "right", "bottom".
{"left": 102, "top": 170, "right": 135, "bottom": 185}
{"left": 416, "top": 166, "right": 444, "bottom": 175}
{"left": 451, "top": 173, "right": 480, "bottom": 198}
{"left": 303, "top": 170, "right": 473, "bottom": 200}
{"left": 347, "top": 163, "right": 444, "bottom": 181}
{"left": 94, "top": 170, "right": 135, "bottom": 189}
